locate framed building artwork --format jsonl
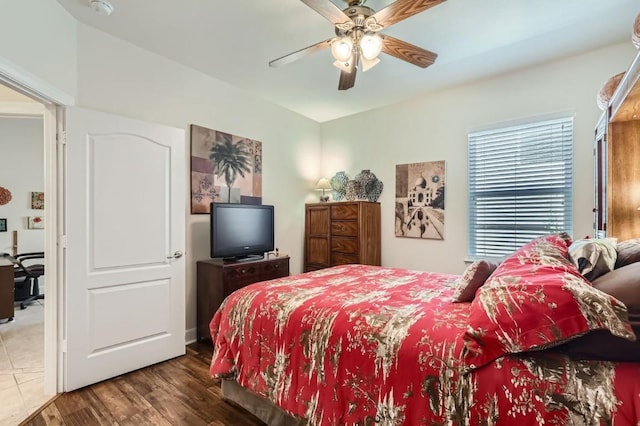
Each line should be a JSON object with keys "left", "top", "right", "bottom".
{"left": 395, "top": 160, "right": 445, "bottom": 240}
{"left": 0, "top": 218, "right": 6, "bottom": 232}
{"left": 190, "top": 124, "right": 263, "bottom": 214}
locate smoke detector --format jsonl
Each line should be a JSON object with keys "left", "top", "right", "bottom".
{"left": 89, "top": 0, "right": 114, "bottom": 16}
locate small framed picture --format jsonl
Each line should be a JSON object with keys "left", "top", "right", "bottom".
{"left": 27, "top": 216, "right": 44, "bottom": 230}
{"left": 0, "top": 219, "right": 6, "bottom": 232}
{"left": 31, "top": 192, "right": 44, "bottom": 210}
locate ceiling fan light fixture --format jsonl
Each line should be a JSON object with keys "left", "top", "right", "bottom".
{"left": 269, "top": 0, "right": 442, "bottom": 90}
{"left": 360, "top": 33, "right": 383, "bottom": 60}
{"left": 331, "top": 37, "right": 353, "bottom": 61}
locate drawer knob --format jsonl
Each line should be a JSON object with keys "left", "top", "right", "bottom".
{"left": 274, "top": 264, "right": 279, "bottom": 268}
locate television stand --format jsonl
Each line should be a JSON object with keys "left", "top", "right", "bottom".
{"left": 196, "top": 255, "right": 290, "bottom": 342}
{"left": 223, "top": 254, "right": 264, "bottom": 263}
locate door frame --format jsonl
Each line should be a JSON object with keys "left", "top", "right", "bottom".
{"left": 0, "top": 56, "right": 75, "bottom": 394}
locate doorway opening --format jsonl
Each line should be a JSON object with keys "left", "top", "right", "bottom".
{"left": 0, "top": 84, "right": 49, "bottom": 423}
{"left": 0, "top": 65, "right": 66, "bottom": 423}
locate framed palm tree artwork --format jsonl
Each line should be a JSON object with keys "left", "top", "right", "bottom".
{"left": 190, "top": 124, "right": 263, "bottom": 214}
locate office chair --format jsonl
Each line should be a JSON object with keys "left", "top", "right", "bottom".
{"left": 12, "top": 252, "right": 45, "bottom": 310}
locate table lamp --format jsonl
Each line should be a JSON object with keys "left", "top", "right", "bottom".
{"left": 315, "top": 178, "right": 331, "bottom": 202}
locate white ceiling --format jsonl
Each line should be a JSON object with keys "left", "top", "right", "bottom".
{"left": 55, "top": 0, "right": 638, "bottom": 123}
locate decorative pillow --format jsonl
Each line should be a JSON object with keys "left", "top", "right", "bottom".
{"left": 561, "top": 262, "right": 640, "bottom": 362}
{"left": 591, "top": 262, "right": 640, "bottom": 315}
{"left": 462, "top": 233, "right": 635, "bottom": 371}
{"left": 452, "top": 260, "right": 499, "bottom": 303}
{"left": 567, "top": 238, "right": 617, "bottom": 281}
{"left": 614, "top": 238, "right": 640, "bottom": 269}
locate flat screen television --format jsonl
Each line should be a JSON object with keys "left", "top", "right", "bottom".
{"left": 210, "top": 202, "right": 274, "bottom": 261}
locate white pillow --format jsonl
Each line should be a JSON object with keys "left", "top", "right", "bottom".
{"left": 568, "top": 238, "right": 617, "bottom": 281}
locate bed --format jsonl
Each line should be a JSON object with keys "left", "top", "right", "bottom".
{"left": 209, "top": 234, "right": 640, "bottom": 425}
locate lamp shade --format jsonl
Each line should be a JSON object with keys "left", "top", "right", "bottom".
{"left": 331, "top": 37, "right": 353, "bottom": 61}
{"left": 333, "top": 60, "right": 353, "bottom": 73}
{"left": 360, "top": 33, "right": 383, "bottom": 60}
{"left": 361, "top": 56, "right": 380, "bottom": 72}
{"left": 315, "top": 178, "right": 332, "bottom": 190}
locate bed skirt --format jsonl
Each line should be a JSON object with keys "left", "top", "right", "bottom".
{"left": 221, "top": 379, "right": 301, "bottom": 426}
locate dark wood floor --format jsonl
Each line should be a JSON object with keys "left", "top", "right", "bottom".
{"left": 22, "top": 342, "right": 266, "bottom": 426}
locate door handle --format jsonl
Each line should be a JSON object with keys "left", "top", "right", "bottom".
{"left": 167, "top": 250, "right": 184, "bottom": 259}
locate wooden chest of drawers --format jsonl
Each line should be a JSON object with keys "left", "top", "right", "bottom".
{"left": 196, "top": 256, "right": 290, "bottom": 341}
{"left": 304, "top": 201, "right": 380, "bottom": 272}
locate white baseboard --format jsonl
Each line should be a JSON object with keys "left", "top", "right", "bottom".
{"left": 185, "top": 327, "right": 197, "bottom": 345}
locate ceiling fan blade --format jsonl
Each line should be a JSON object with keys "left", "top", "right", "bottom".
{"left": 338, "top": 54, "right": 357, "bottom": 91}
{"left": 370, "top": 0, "right": 446, "bottom": 29}
{"left": 269, "top": 39, "right": 332, "bottom": 68}
{"left": 300, "top": 0, "right": 351, "bottom": 25}
{"left": 382, "top": 35, "right": 437, "bottom": 68}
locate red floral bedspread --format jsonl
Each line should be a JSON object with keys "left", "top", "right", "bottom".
{"left": 209, "top": 264, "right": 640, "bottom": 425}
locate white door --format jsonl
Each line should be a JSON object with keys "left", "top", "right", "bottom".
{"left": 64, "top": 107, "right": 186, "bottom": 391}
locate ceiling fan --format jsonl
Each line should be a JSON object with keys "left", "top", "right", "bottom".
{"left": 269, "top": 0, "right": 446, "bottom": 90}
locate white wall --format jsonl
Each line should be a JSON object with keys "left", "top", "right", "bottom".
{"left": 75, "top": 24, "right": 322, "bottom": 335}
{"left": 0, "top": 117, "right": 45, "bottom": 254}
{"left": 0, "top": 0, "right": 77, "bottom": 100}
{"left": 320, "top": 42, "right": 638, "bottom": 275}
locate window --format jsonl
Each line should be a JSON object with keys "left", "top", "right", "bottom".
{"left": 468, "top": 117, "right": 573, "bottom": 258}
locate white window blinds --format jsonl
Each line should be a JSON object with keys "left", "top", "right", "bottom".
{"left": 468, "top": 117, "right": 573, "bottom": 258}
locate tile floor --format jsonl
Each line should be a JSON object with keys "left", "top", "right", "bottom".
{"left": 0, "top": 301, "right": 51, "bottom": 426}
